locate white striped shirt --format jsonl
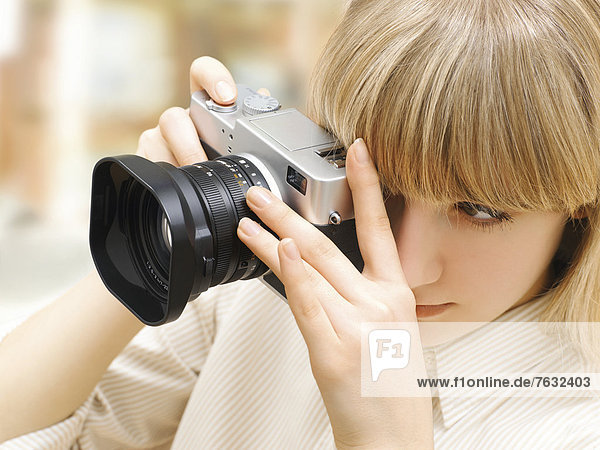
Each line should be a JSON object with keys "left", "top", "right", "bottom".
{"left": 2, "top": 278, "right": 599, "bottom": 449}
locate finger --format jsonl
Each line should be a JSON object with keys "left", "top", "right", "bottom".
{"left": 346, "top": 138, "right": 406, "bottom": 283}
{"left": 278, "top": 238, "right": 340, "bottom": 349}
{"left": 158, "top": 107, "right": 207, "bottom": 166}
{"left": 237, "top": 216, "right": 281, "bottom": 275}
{"left": 237, "top": 217, "right": 347, "bottom": 317}
{"left": 256, "top": 87, "right": 271, "bottom": 96}
{"left": 244, "top": 186, "right": 367, "bottom": 303}
{"left": 190, "top": 56, "right": 237, "bottom": 104}
{"left": 136, "top": 127, "right": 178, "bottom": 165}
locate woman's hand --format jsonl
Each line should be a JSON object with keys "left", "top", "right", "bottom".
{"left": 135, "top": 56, "right": 232, "bottom": 165}
{"left": 135, "top": 55, "right": 269, "bottom": 165}
{"left": 237, "top": 138, "right": 434, "bottom": 449}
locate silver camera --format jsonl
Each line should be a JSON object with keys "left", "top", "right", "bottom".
{"left": 89, "top": 85, "right": 363, "bottom": 325}
{"left": 191, "top": 84, "right": 353, "bottom": 224}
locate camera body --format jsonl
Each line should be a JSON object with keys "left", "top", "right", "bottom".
{"left": 89, "top": 85, "right": 363, "bottom": 325}
{"left": 189, "top": 85, "right": 363, "bottom": 299}
{"left": 190, "top": 85, "right": 352, "bottom": 225}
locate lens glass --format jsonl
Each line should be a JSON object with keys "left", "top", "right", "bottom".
{"left": 160, "top": 212, "right": 172, "bottom": 253}
{"left": 124, "top": 185, "right": 172, "bottom": 300}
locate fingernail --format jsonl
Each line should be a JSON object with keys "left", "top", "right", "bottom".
{"left": 247, "top": 187, "right": 272, "bottom": 208}
{"left": 353, "top": 138, "right": 370, "bottom": 165}
{"left": 215, "top": 81, "right": 235, "bottom": 103}
{"left": 239, "top": 217, "right": 260, "bottom": 236}
{"left": 282, "top": 238, "right": 300, "bottom": 260}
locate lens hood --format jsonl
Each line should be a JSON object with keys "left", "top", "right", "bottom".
{"left": 90, "top": 155, "right": 213, "bottom": 325}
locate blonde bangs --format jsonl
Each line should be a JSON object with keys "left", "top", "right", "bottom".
{"left": 307, "top": 0, "right": 600, "bottom": 217}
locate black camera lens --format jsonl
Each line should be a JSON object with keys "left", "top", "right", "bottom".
{"left": 90, "top": 154, "right": 273, "bottom": 325}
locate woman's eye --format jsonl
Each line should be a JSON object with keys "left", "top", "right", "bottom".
{"left": 458, "top": 202, "right": 496, "bottom": 219}
{"left": 454, "top": 202, "right": 514, "bottom": 231}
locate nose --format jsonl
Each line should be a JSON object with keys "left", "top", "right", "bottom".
{"left": 387, "top": 198, "right": 444, "bottom": 290}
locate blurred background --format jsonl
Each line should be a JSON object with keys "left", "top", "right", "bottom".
{"left": 0, "top": 0, "right": 345, "bottom": 328}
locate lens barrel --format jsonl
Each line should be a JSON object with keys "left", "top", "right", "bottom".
{"left": 90, "top": 154, "right": 272, "bottom": 325}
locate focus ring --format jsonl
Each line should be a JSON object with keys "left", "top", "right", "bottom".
{"left": 210, "top": 160, "right": 256, "bottom": 268}
{"left": 181, "top": 165, "right": 233, "bottom": 285}
{"left": 211, "top": 160, "right": 251, "bottom": 219}
{"left": 223, "top": 155, "right": 273, "bottom": 278}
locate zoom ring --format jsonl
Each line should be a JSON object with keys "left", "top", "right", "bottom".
{"left": 182, "top": 165, "right": 233, "bottom": 285}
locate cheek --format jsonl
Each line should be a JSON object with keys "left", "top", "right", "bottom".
{"left": 442, "top": 221, "right": 563, "bottom": 312}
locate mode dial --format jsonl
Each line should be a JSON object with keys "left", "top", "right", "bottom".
{"left": 242, "top": 94, "right": 281, "bottom": 116}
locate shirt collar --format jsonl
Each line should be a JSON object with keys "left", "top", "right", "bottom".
{"left": 422, "top": 293, "right": 561, "bottom": 428}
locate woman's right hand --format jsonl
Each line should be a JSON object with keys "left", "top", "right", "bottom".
{"left": 135, "top": 56, "right": 237, "bottom": 166}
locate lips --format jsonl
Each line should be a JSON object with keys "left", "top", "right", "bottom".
{"left": 415, "top": 302, "right": 454, "bottom": 318}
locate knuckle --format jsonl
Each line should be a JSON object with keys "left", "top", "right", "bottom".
{"left": 371, "top": 214, "right": 392, "bottom": 233}
{"left": 300, "top": 299, "right": 321, "bottom": 320}
{"left": 277, "top": 205, "right": 296, "bottom": 225}
{"left": 363, "top": 170, "right": 382, "bottom": 186}
{"left": 307, "top": 238, "right": 339, "bottom": 262}
{"left": 138, "top": 128, "right": 158, "bottom": 147}
{"left": 371, "top": 301, "right": 394, "bottom": 319}
{"left": 305, "top": 267, "right": 323, "bottom": 286}
{"left": 158, "top": 106, "right": 184, "bottom": 127}
{"left": 361, "top": 299, "right": 406, "bottom": 322}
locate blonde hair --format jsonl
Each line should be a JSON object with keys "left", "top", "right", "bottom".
{"left": 307, "top": 0, "right": 600, "bottom": 363}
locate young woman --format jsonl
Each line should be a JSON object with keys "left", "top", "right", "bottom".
{"left": 2, "top": 0, "right": 600, "bottom": 447}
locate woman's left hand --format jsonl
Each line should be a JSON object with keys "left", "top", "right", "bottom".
{"left": 237, "top": 138, "right": 434, "bottom": 449}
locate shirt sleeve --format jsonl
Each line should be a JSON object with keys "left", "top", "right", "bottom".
{"left": 1, "top": 286, "right": 224, "bottom": 450}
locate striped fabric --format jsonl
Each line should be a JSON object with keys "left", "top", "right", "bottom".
{"left": 424, "top": 296, "right": 600, "bottom": 448}
{"left": 2, "top": 279, "right": 600, "bottom": 449}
